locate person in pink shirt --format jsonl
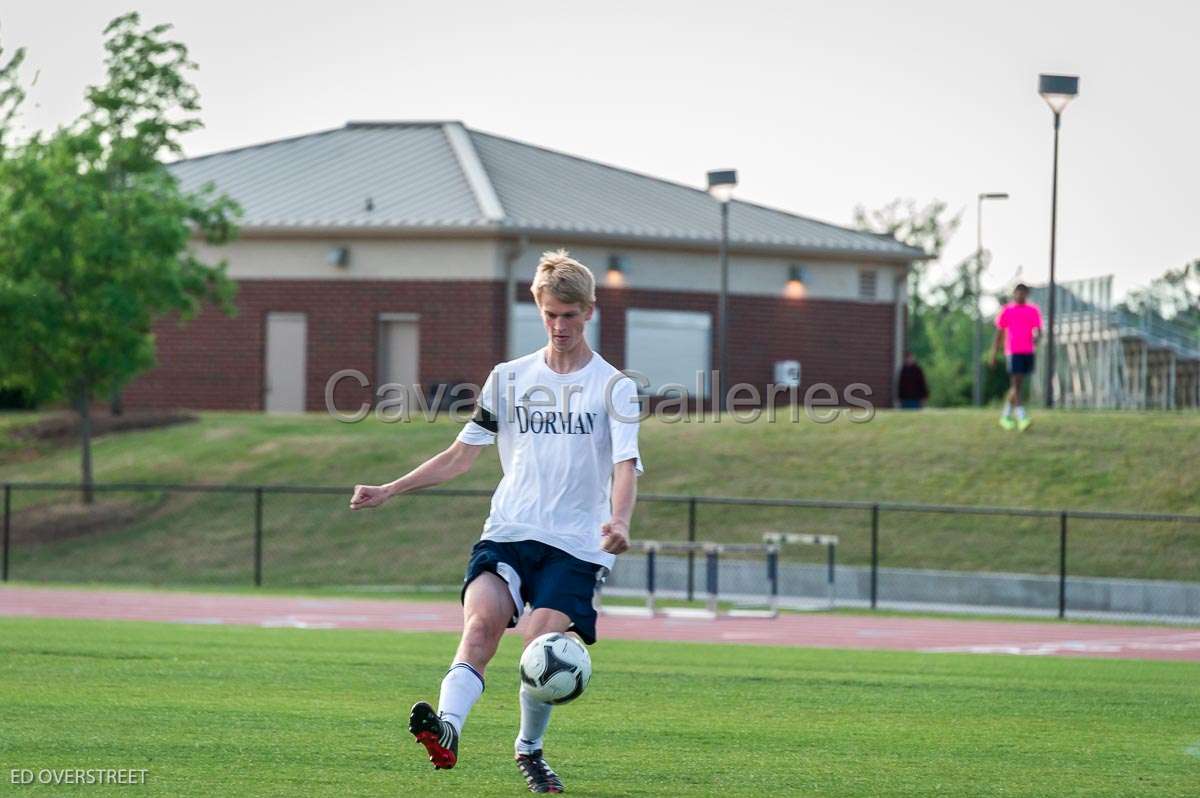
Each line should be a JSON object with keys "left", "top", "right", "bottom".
{"left": 991, "top": 283, "right": 1043, "bottom": 431}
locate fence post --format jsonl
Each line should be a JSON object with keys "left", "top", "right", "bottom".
{"left": 767, "top": 547, "right": 779, "bottom": 614}
{"left": 254, "top": 487, "right": 264, "bottom": 587}
{"left": 2, "top": 484, "right": 10, "bottom": 583}
{"left": 686, "top": 497, "right": 697, "bottom": 601}
{"left": 1058, "top": 511, "right": 1068, "bottom": 619}
{"left": 705, "top": 546, "right": 719, "bottom": 615}
{"left": 869, "top": 504, "right": 879, "bottom": 610}
{"left": 827, "top": 541, "right": 836, "bottom": 607}
{"left": 646, "top": 547, "right": 657, "bottom": 615}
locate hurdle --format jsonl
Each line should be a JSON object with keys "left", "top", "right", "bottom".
{"left": 599, "top": 540, "right": 782, "bottom": 619}
{"left": 599, "top": 533, "right": 840, "bottom": 619}
{"left": 761, "top": 532, "right": 839, "bottom": 609}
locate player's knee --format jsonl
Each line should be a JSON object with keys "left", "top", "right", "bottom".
{"left": 521, "top": 620, "right": 572, "bottom": 648}
{"left": 462, "top": 613, "right": 504, "bottom": 649}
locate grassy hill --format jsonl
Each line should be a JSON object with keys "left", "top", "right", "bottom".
{"left": 1, "top": 408, "right": 1197, "bottom": 587}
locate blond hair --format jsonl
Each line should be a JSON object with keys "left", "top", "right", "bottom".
{"left": 530, "top": 249, "right": 596, "bottom": 309}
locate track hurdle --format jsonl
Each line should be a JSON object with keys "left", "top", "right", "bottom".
{"left": 599, "top": 540, "right": 783, "bottom": 619}
{"left": 600, "top": 533, "right": 841, "bottom": 619}
{"left": 761, "top": 532, "right": 839, "bottom": 609}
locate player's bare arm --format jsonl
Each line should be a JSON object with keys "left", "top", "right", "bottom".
{"left": 350, "top": 440, "right": 484, "bottom": 510}
{"left": 601, "top": 458, "right": 638, "bottom": 554}
{"left": 990, "top": 328, "right": 1005, "bottom": 364}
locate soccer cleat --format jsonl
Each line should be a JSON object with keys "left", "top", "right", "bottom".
{"left": 515, "top": 750, "right": 565, "bottom": 793}
{"left": 999, "top": 416, "right": 1016, "bottom": 430}
{"left": 409, "top": 701, "right": 458, "bottom": 769}
{"left": 1017, "top": 416, "right": 1032, "bottom": 432}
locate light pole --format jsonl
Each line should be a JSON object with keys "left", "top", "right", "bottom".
{"left": 707, "top": 168, "right": 737, "bottom": 414}
{"left": 974, "top": 192, "right": 1009, "bottom": 406}
{"left": 1038, "top": 73, "right": 1079, "bottom": 408}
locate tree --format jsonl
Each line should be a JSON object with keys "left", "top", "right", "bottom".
{"left": 853, "top": 198, "right": 962, "bottom": 320}
{"left": 1120, "top": 260, "right": 1200, "bottom": 338}
{"left": 0, "top": 40, "right": 25, "bottom": 153}
{"left": 0, "top": 13, "right": 240, "bottom": 502}
{"left": 854, "top": 198, "right": 1007, "bottom": 406}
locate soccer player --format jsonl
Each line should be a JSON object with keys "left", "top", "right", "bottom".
{"left": 991, "top": 283, "right": 1043, "bottom": 431}
{"left": 350, "top": 250, "right": 643, "bottom": 794}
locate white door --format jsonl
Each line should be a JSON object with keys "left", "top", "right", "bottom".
{"left": 265, "top": 313, "right": 307, "bottom": 413}
{"left": 378, "top": 314, "right": 420, "bottom": 407}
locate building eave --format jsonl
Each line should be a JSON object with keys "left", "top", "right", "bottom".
{"left": 222, "top": 222, "right": 924, "bottom": 263}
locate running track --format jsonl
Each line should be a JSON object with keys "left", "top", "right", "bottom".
{"left": 2, "top": 586, "right": 1199, "bottom": 662}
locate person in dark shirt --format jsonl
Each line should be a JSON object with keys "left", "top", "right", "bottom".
{"left": 897, "top": 352, "right": 929, "bottom": 409}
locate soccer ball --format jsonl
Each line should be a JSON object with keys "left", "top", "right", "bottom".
{"left": 519, "top": 632, "right": 592, "bottom": 705}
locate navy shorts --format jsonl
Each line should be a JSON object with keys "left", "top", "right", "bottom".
{"left": 461, "top": 539, "right": 607, "bottom": 645}
{"left": 1008, "top": 353, "right": 1035, "bottom": 375}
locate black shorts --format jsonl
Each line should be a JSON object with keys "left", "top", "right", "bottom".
{"left": 461, "top": 539, "right": 607, "bottom": 645}
{"left": 1008, "top": 353, "right": 1035, "bottom": 375}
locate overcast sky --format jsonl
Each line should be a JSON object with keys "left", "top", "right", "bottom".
{"left": 5, "top": 0, "right": 1197, "bottom": 301}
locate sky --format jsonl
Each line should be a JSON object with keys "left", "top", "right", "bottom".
{"left": 4, "top": 0, "right": 1197, "bottom": 302}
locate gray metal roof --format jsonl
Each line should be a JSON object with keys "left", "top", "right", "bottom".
{"left": 170, "top": 121, "right": 922, "bottom": 260}
{"left": 170, "top": 123, "right": 483, "bottom": 228}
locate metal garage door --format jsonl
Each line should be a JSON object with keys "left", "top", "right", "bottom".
{"left": 625, "top": 309, "right": 711, "bottom": 396}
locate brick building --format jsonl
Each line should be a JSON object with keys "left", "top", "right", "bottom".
{"left": 125, "top": 121, "right": 923, "bottom": 413}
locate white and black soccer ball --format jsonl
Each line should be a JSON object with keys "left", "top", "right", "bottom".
{"left": 518, "top": 632, "right": 592, "bottom": 705}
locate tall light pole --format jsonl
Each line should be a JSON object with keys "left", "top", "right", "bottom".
{"left": 1038, "top": 73, "right": 1079, "bottom": 408}
{"left": 707, "top": 168, "right": 737, "bottom": 414}
{"left": 974, "top": 192, "right": 1009, "bottom": 406}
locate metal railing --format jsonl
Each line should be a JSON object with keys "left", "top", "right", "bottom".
{"left": 3, "top": 482, "right": 1199, "bottom": 621}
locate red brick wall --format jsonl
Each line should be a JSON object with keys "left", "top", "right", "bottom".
{"left": 540, "top": 284, "right": 896, "bottom": 404}
{"left": 125, "top": 279, "right": 896, "bottom": 411}
{"left": 123, "top": 280, "right": 506, "bottom": 412}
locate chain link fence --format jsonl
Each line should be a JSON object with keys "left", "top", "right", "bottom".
{"left": 3, "top": 482, "right": 1198, "bottom": 622}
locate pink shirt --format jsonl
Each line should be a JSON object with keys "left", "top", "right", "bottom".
{"left": 995, "top": 302, "right": 1043, "bottom": 355}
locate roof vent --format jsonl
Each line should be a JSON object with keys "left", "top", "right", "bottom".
{"left": 858, "top": 270, "right": 878, "bottom": 300}
{"left": 365, "top": 197, "right": 375, "bottom": 212}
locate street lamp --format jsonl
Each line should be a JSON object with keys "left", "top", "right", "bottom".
{"left": 1038, "top": 73, "right": 1079, "bottom": 408}
{"left": 707, "top": 168, "right": 737, "bottom": 414}
{"left": 973, "top": 192, "right": 1009, "bottom": 406}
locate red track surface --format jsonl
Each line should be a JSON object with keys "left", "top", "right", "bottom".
{"left": 2, "top": 586, "right": 1199, "bottom": 662}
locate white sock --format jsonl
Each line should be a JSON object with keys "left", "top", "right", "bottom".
{"left": 437, "top": 662, "right": 484, "bottom": 734}
{"left": 515, "top": 685, "right": 553, "bottom": 755}
{"left": 1002, "top": 401, "right": 1012, "bottom": 418}
{"left": 1015, "top": 405, "right": 1027, "bottom": 420}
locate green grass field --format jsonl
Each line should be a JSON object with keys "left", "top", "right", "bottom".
{"left": 1, "top": 409, "right": 1198, "bottom": 587}
{"left": 1, "top": 617, "right": 1197, "bottom": 797}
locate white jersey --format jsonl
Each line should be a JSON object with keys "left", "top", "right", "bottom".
{"left": 455, "top": 348, "right": 643, "bottom": 569}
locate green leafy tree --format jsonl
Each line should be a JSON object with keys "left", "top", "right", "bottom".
{"left": 853, "top": 198, "right": 962, "bottom": 320}
{"left": 0, "top": 13, "right": 239, "bottom": 502}
{"left": 1120, "top": 260, "right": 1200, "bottom": 338}
{"left": 855, "top": 198, "right": 1006, "bottom": 406}
{"left": 0, "top": 41, "right": 25, "bottom": 152}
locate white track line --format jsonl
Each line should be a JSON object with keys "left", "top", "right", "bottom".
{"left": 923, "top": 632, "right": 1200, "bottom": 656}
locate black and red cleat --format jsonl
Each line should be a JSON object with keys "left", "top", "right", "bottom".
{"left": 515, "top": 750, "right": 564, "bottom": 793}
{"left": 409, "top": 701, "right": 458, "bottom": 769}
